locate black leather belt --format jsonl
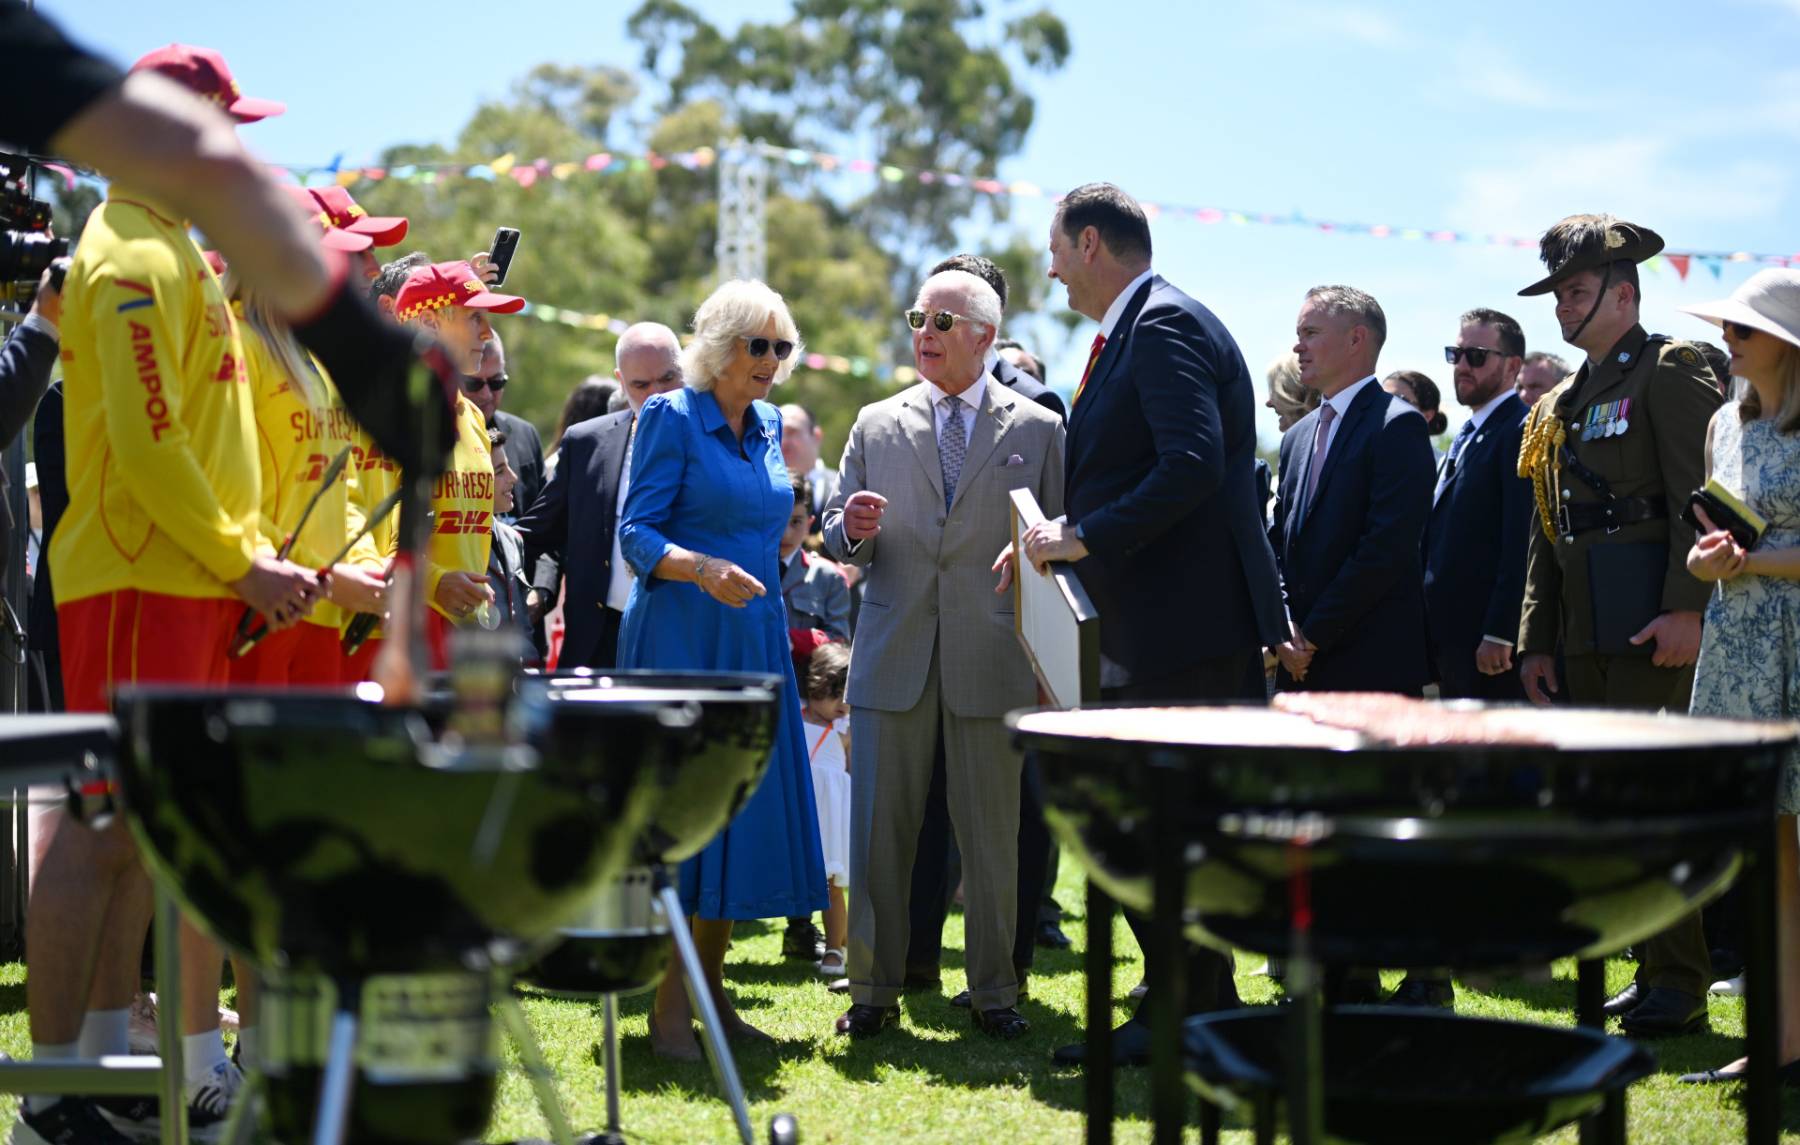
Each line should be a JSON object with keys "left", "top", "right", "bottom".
{"left": 1558, "top": 497, "right": 1666, "bottom": 539}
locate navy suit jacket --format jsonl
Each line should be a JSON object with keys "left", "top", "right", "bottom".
{"left": 1270, "top": 380, "right": 1435, "bottom": 695}
{"left": 993, "top": 356, "right": 1067, "bottom": 422}
{"left": 1422, "top": 393, "right": 1532, "bottom": 700}
{"left": 1064, "top": 275, "right": 1287, "bottom": 688}
{"left": 514, "top": 409, "right": 632, "bottom": 669}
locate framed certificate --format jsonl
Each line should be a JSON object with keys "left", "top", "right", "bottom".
{"left": 1009, "top": 488, "right": 1101, "bottom": 709}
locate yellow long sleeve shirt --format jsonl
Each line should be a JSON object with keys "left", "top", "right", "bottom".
{"left": 51, "top": 193, "right": 258, "bottom": 604}
{"left": 339, "top": 426, "right": 401, "bottom": 641}
{"left": 425, "top": 395, "right": 495, "bottom": 620}
{"left": 240, "top": 313, "right": 355, "bottom": 631}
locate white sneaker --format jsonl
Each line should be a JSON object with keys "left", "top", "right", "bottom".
{"left": 127, "top": 993, "right": 158, "bottom": 1056}
{"left": 184, "top": 1058, "right": 245, "bottom": 1142}
{"left": 1710, "top": 974, "right": 1747, "bottom": 996}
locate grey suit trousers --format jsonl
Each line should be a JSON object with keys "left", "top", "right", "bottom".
{"left": 848, "top": 645, "right": 1021, "bottom": 1010}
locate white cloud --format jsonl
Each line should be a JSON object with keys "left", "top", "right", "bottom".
{"left": 1459, "top": 57, "right": 1561, "bottom": 110}
{"left": 1446, "top": 137, "right": 1791, "bottom": 242}
{"left": 1285, "top": 3, "right": 1408, "bottom": 48}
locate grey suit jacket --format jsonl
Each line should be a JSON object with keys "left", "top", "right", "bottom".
{"left": 823, "top": 380, "right": 1065, "bottom": 718}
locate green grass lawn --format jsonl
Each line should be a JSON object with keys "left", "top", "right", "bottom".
{"left": 0, "top": 861, "right": 1796, "bottom": 1143}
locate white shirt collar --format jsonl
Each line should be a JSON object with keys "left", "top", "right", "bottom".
{"left": 924, "top": 370, "right": 987, "bottom": 412}
{"left": 1324, "top": 374, "right": 1378, "bottom": 418}
{"left": 1463, "top": 389, "right": 1511, "bottom": 433}
{"left": 1098, "top": 268, "right": 1156, "bottom": 341}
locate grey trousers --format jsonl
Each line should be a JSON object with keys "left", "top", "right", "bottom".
{"left": 847, "top": 648, "right": 1022, "bottom": 1010}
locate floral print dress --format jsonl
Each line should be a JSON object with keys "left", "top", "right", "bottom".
{"left": 1690, "top": 407, "right": 1800, "bottom": 814}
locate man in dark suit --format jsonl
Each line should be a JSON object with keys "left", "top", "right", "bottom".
{"left": 514, "top": 322, "right": 681, "bottom": 669}
{"left": 1268, "top": 286, "right": 1435, "bottom": 1008}
{"left": 1012, "top": 183, "right": 1289, "bottom": 1066}
{"left": 779, "top": 402, "right": 840, "bottom": 527}
{"left": 1271, "top": 286, "right": 1436, "bottom": 696}
{"left": 1424, "top": 308, "right": 1532, "bottom": 703}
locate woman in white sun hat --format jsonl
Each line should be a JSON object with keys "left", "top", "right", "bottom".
{"left": 1678, "top": 267, "right": 1800, "bottom": 1085}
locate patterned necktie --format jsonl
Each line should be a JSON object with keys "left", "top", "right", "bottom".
{"left": 1071, "top": 332, "right": 1107, "bottom": 408}
{"left": 1434, "top": 420, "right": 1478, "bottom": 502}
{"left": 939, "top": 396, "right": 967, "bottom": 512}
{"left": 1301, "top": 403, "right": 1338, "bottom": 518}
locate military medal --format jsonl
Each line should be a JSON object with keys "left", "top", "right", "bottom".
{"left": 1614, "top": 398, "right": 1630, "bottom": 437}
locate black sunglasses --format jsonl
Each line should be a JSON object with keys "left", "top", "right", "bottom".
{"left": 461, "top": 373, "right": 509, "bottom": 393}
{"left": 741, "top": 336, "right": 795, "bottom": 360}
{"left": 1725, "top": 321, "right": 1760, "bottom": 341}
{"left": 1444, "top": 347, "right": 1507, "bottom": 367}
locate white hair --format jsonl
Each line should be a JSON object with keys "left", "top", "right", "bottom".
{"left": 917, "top": 270, "right": 1002, "bottom": 332}
{"left": 681, "top": 280, "right": 804, "bottom": 393}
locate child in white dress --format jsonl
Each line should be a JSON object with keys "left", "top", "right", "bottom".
{"left": 800, "top": 641, "right": 852, "bottom": 976}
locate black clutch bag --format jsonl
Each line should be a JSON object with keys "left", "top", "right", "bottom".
{"left": 1681, "top": 479, "right": 1768, "bottom": 551}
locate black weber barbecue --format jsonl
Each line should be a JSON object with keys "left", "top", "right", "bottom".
{"left": 1013, "top": 698, "right": 1796, "bottom": 1145}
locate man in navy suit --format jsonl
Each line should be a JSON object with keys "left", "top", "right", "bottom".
{"left": 1424, "top": 309, "right": 1533, "bottom": 703}
{"left": 516, "top": 322, "right": 682, "bottom": 669}
{"left": 1271, "top": 286, "right": 1436, "bottom": 696}
{"left": 1012, "top": 183, "right": 1288, "bottom": 1067}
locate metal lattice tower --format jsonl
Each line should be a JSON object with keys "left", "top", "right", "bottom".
{"left": 715, "top": 142, "right": 769, "bottom": 284}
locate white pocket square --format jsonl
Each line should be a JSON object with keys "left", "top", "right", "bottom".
{"left": 1000, "top": 454, "right": 1027, "bottom": 467}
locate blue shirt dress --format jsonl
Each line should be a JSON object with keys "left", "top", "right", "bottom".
{"left": 617, "top": 387, "right": 827, "bottom": 919}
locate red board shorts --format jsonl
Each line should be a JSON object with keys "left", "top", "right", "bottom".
{"left": 227, "top": 620, "right": 344, "bottom": 687}
{"left": 340, "top": 636, "right": 382, "bottom": 684}
{"left": 58, "top": 590, "right": 239, "bottom": 714}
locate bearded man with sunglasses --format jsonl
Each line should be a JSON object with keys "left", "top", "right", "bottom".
{"left": 1423, "top": 309, "right": 1533, "bottom": 704}
{"left": 823, "top": 269, "right": 1064, "bottom": 1041}
{"left": 1514, "top": 214, "right": 1723, "bottom": 1038}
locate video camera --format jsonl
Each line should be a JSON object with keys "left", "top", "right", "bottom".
{"left": 0, "top": 153, "right": 69, "bottom": 306}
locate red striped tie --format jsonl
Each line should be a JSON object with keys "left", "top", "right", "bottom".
{"left": 1072, "top": 333, "right": 1106, "bottom": 408}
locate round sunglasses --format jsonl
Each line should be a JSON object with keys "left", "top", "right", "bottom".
{"left": 741, "top": 336, "right": 795, "bottom": 360}
{"left": 906, "top": 308, "right": 983, "bottom": 333}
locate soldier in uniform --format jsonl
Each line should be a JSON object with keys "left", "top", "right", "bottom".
{"left": 1515, "top": 214, "right": 1725, "bottom": 1036}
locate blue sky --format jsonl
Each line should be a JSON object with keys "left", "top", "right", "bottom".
{"left": 43, "top": 0, "right": 1800, "bottom": 447}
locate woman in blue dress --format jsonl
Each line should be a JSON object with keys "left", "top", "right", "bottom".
{"left": 618, "top": 280, "right": 826, "bottom": 1057}
{"left": 1679, "top": 269, "right": 1800, "bottom": 1085}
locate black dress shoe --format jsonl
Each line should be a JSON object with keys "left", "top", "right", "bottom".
{"left": 1326, "top": 976, "right": 1384, "bottom": 1006}
{"left": 972, "top": 1006, "right": 1031, "bottom": 1039}
{"left": 834, "top": 1003, "right": 899, "bottom": 1038}
{"left": 951, "top": 975, "right": 1029, "bottom": 1008}
{"left": 1035, "top": 920, "right": 1073, "bottom": 949}
{"left": 1618, "top": 987, "right": 1708, "bottom": 1037}
{"left": 1388, "top": 977, "right": 1455, "bottom": 1009}
{"left": 783, "top": 919, "right": 825, "bottom": 961}
{"left": 1679, "top": 1060, "right": 1800, "bottom": 1086}
{"left": 1052, "top": 1020, "right": 1150, "bottom": 1068}
{"left": 1601, "top": 982, "right": 1643, "bottom": 1017}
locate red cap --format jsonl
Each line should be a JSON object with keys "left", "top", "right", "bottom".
{"left": 282, "top": 186, "right": 371, "bottom": 253}
{"left": 393, "top": 261, "right": 525, "bottom": 322}
{"left": 308, "top": 186, "right": 408, "bottom": 247}
{"left": 130, "top": 44, "right": 285, "bottom": 123}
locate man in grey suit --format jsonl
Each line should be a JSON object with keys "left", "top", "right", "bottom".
{"left": 824, "top": 270, "right": 1066, "bottom": 1040}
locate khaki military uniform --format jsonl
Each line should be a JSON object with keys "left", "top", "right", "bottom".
{"left": 1516, "top": 324, "right": 1722, "bottom": 997}
{"left": 1517, "top": 325, "right": 1722, "bottom": 707}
